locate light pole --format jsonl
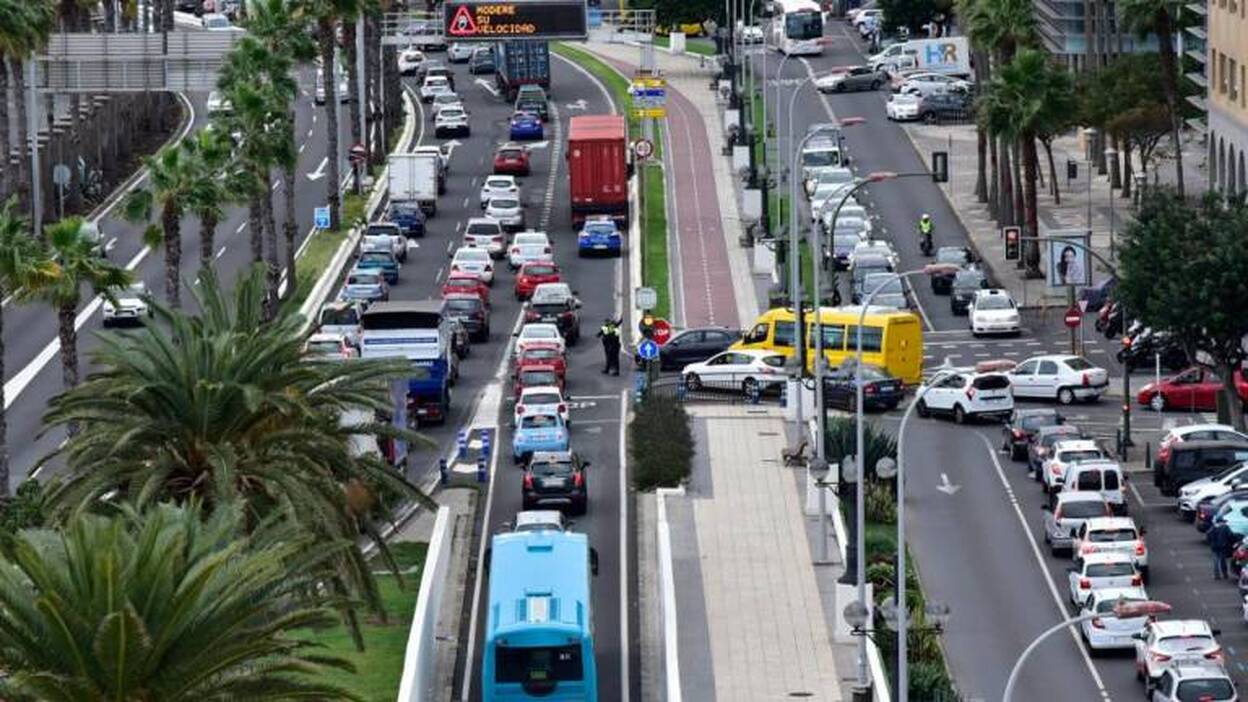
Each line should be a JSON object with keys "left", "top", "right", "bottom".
{"left": 1003, "top": 599, "right": 1171, "bottom": 702}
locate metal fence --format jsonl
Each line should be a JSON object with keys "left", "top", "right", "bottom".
{"left": 638, "top": 375, "right": 785, "bottom": 406}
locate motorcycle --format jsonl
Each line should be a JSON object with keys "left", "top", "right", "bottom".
{"left": 1117, "top": 327, "right": 1190, "bottom": 372}
{"left": 919, "top": 230, "right": 933, "bottom": 256}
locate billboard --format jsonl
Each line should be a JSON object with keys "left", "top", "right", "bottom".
{"left": 1046, "top": 231, "right": 1091, "bottom": 288}
{"left": 443, "top": 0, "right": 588, "bottom": 41}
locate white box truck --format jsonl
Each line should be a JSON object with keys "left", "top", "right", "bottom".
{"left": 387, "top": 153, "right": 439, "bottom": 215}
{"left": 869, "top": 37, "right": 972, "bottom": 77}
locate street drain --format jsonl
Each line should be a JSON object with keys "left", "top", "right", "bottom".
{"left": 758, "top": 431, "right": 780, "bottom": 437}
{"left": 788, "top": 693, "right": 814, "bottom": 698}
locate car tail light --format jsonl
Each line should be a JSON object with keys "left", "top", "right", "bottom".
{"left": 516, "top": 404, "right": 525, "bottom": 415}
{"left": 525, "top": 311, "right": 539, "bottom": 322}
{"left": 484, "top": 265, "right": 493, "bottom": 272}
{"left": 1090, "top": 617, "right": 1105, "bottom": 629}
{"left": 1151, "top": 652, "right": 1172, "bottom": 664}
{"left": 493, "top": 236, "right": 504, "bottom": 243}
{"left": 1053, "top": 509, "right": 1063, "bottom": 520}
{"left": 1079, "top": 578, "right": 1091, "bottom": 590}
{"left": 572, "top": 471, "right": 584, "bottom": 487}
{"left": 1081, "top": 543, "right": 1097, "bottom": 555}
{"left": 557, "top": 403, "right": 566, "bottom": 414}
{"left": 1037, "top": 448, "right": 1049, "bottom": 457}
{"left": 1135, "top": 541, "right": 1146, "bottom": 556}
{"left": 560, "top": 311, "right": 574, "bottom": 320}
{"left": 510, "top": 247, "right": 519, "bottom": 256}
{"left": 1051, "top": 464, "right": 1063, "bottom": 476}
{"left": 450, "top": 264, "right": 459, "bottom": 271}
{"left": 523, "top": 474, "right": 533, "bottom": 489}
{"left": 1206, "top": 648, "right": 1224, "bottom": 662}
{"left": 865, "top": 384, "right": 878, "bottom": 395}
{"left": 1013, "top": 429, "right": 1024, "bottom": 438}
{"left": 1082, "top": 372, "right": 1090, "bottom": 387}
{"left": 1131, "top": 574, "right": 1142, "bottom": 586}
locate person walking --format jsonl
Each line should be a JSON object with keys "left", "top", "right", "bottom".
{"left": 1208, "top": 517, "right": 1236, "bottom": 580}
{"left": 597, "top": 316, "right": 622, "bottom": 375}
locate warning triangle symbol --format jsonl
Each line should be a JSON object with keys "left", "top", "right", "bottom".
{"left": 448, "top": 5, "right": 478, "bottom": 36}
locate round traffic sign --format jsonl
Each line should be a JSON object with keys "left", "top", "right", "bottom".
{"left": 349, "top": 143, "right": 367, "bottom": 163}
{"left": 1063, "top": 305, "right": 1082, "bottom": 328}
{"left": 652, "top": 318, "right": 672, "bottom": 345}
{"left": 638, "top": 339, "right": 660, "bottom": 361}
{"left": 633, "top": 138, "right": 654, "bottom": 160}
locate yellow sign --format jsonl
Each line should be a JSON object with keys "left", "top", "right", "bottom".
{"left": 632, "top": 108, "right": 666, "bottom": 118}
{"left": 630, "top": 77, "right": 666, "bottom": 89}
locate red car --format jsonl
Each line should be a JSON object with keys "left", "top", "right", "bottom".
{"left": 514, "top": 342, "right": 567, "bottom": 383}
{"left": 1136, "top": 366, "right": 1248, "bottom": 412}
{"left": 514, "top": 364, "right": 565, "bottom": 401}
{"left": 514, "top": 261, "right": 562, "bottom": 301}
{"left": 493, "top": 143, "right": 531, "bottom": 176}
{"left": 441, "top": 273, "right": 491, "bottom": 307}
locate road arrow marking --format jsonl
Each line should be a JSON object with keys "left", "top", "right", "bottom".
{"left": 565, "top": 98, "right": 587, "bottom": 110}
{"left": 475, "top": 78, "right": 499, "bottom": 97}
{"left": 525, "top": 140, "right": 550, "bottom": 150}
{"left": 936, "top": 473, "right": 961, "bottom": 495}
{"left": 443, "top": 139, "right": 463, "bottom": 156}
{"left": 306, "top": 156, "right": 328, "bottom": 181}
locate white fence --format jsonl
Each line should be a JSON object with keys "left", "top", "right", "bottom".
{"left": 396, "top": 506, "right": 453, "bottom": 702}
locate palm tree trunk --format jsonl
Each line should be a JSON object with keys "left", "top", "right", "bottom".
{"left": 344, "top": 19, "right": 361, "bottom": 148}
{"left": 200, "top": 210, "right": 218, "bottom": 271}
{"left": 999, "top": 136, "right": 1014, "bottom": 225}
{"left": 1043, "top": 138, "right": 1060, "bottom": 205}
{"left": 1154, "top": 11, "right": 1185, "bottom": 197}
{"left": 57, "top": 296, "right": 80, "bottom": 390}
{"left": 319, "top": 19, "right": 342, "bottom": 230}
{"left": 972, "top": 50, "right": 989, "bottom": 204}
{"left": 1109, "top": 133, "right": 1122, "bottom": 189}
{"left": 162, "top": 205, "right": 182, "bottom": 308}
{"left": 263, "top": 180, "right": 280, "bottom": 319}
{"left": 283, "top": 158, "right": 298, "bottom": 299}
{"left": 249, "top": 197, "right": 263, "bottom": 264}
{"left": 0, "top": 64, "right": 11, "bottom": 201}
{"left": 1011, "top": 140, "right": 1025, "bottom": 228}
{"left": 0, "top": 300, "right": 9, "bottom": 496}
{"left": 1022, "top": 133, "right": 1042, "bottom": 278}
{"left": 988, "top": 132, "right": 999, "bottom": 218}
{"left": 12, "top": 59, "right": 30, "bottom": 213}
{"left": 1122, "top": 141, "right": 1134, "bottom": 199}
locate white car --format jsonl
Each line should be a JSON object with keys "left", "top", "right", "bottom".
{"left": 362, "top": 222, "right": 406, "bottom": 262}
{"left": 515, "top": 323, "right": 566, "bottom": 356}
{"left": 849, "top": 240, "right": 898, "bottom": 270}
{"left": 809, "top": 181, "right": 858, "bottom": 218}
{"left": 885, "top": 92, "right": 923, "bottom": 121}
{"left": 434, "top": 106, "right": 470, "bottom": 137}
{"left": 681, "top": 349, "right": 788, "bottom": 395}
{"left": 804, "top": 166, "right": 853, "bottom": 199}
{"left": 1149, "top": 661, "right": 1238, "bottom": 701}
{"left": 206, "top": 90, "right": 232, "bottom": 115}
{"left": 899, "top": 72, "right": 972, "bottom": 97}
{"left": 1008, "top": 354, "right": 1110, "bottom": 404}
{"left": 102, "top": 282, "right": 150, "bottom": 327}
{"left": 508, "top": 231, "right": 552, "bottom": 269}
{"left": 397, "top": 48, "right": 425, "bottom": 75}
{"left": 480, "top": 175, "right": 519, "bottom": 208}
{"left": 1068, "top": 552, "right": 1140, "bottom": 605}
{"left": 430, "top": 92, "right": 464, "bottom": 119}
{"left": 968, "top": 288, "right": 1021, "bottom": 336}
{"left": 450, "top": 247, "right": 495, "bottom": 285}
{"left": 1041, "top": 439, "right": 1107, "bottom": 493}
{"left": 515, "top": 386, "right": 570, "bottom": 427}
{"left": 463, "top": 217, "right": 506, "bottom": 258}
{"left": 1078, "top": 586, "right": 1152, "bottom": 652}
{"left": 1177, "top": 463, "right": 1248, "bottom": 517}
{"left": 419, "top": 75, "right": 452, "bottom": 102}
{"left": 739, "top": 24, "right": 764, "bottom": 43}
{"left": 513, "top": 510, "right": 566, "bottom": 532}
{"left": 915, "top": 365, "right": 1014, "bottom": 424}
{"left": 852, "top": 9, "right": 882, "bottom": 30}
{"left": 1072, "top": 516, "right": 1149, "bottom": 575}
{"left": 1134, "top": 620, "right": 1223, "bottom": 684}
{"left": 447, "top": 41, "right": 479, "bottom": 63}
{"left": 314, "top": 68, "right": 351, "bottom": 105}
{"left": 303, "top": 332, "right": 357, "bottom": 361}
{"left": 317, "top": 300, "right": 363, "bottom": 348}
{"left": 201, "top": 12, "right": 236, "bottom": 30}
{"left": 484, "top": 196, "right": 524, "bottom": 231}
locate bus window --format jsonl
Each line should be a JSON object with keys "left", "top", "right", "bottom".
{"left": 743, "top": 322, "right": 770, "bottom": 344}
{"left": 773, "top": 320, "right": 796, "bottom": 347}
{"left": 807, "top": 323, "right": 847, "bottom": 351}
{"left": 846, "top": 325, "right": 883, "bottom": 352}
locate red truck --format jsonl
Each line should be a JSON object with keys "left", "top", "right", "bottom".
{"left": 567, "top": 115, "right": 630, "bottom": 226}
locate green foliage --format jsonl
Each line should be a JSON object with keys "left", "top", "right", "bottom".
{"left": 824, "top": 416, "right": 898, "bottom": 478}
{"left": 0, "top": 501, "right": 361, "bottom": 701}
{"left": 630, "top": 395, "right": 695, "bottom": 490}
{"left": 978, "top": 49, "right": 1075, "bottom": 143}
{"left": 958, "top": 0, "right": 1038, "bottom": 59}
{"left": 865, "top": 479, "right": 898, "bottom": 525}
{"left": 879, "top": 0, "right": 939, "bottom": 33}
{"left": 907, "top": 661, "right": 961, "bottom": 700}
{"left": 643, "top": 164, "right": 672, "bottom": 320}
{"left": 0, "top": 481, "right": 44, "bottom": 535}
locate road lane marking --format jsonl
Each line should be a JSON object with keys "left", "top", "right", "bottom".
{"left": 215, "top": 246, "right": 227, "bottom": 260}
{"left": 299, "top": 143, "right": 306, "bottom": 154}
{"left": 976, "top": 433, "right": 1111, "bottom": 700}
{"left": 235, "top": 221, "right": 247, "bottom": 234}
{"left": 618, "top": 390, "right": 631, "bottom": 702}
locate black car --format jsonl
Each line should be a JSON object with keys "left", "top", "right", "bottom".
{"left": 1156, "top": 439, "right": 1248, "bottom": 496}
{"left": 635, "top": 327, "right": 739, "bottom": 370}
{"left": 443, "top": 294, "right": 490, "bottom": 343}
{"left": 850, "top": 255, "right": 893, "bottom": 303}
{"left": 917, "top": 93, "right": 972, "bottom": 124}
{"left": 949, "top": 268, "right": 988, "bottom": 315}
{"left": 522, "top": 450, "right": 589, "bottom": 514}
{"left": 1002, "top": 408, "right": 1064, "bottom": 461}
{"left": 515, "top": 95, "right": 549, "bottom": 122}
{"left": 525, "top": 295, "right": 582, "bottom": 344}
{"left": 177, "top": 0, "right": 203, "bottom": 14}
{"left": 930, "top": 246, "right": 974, "bottom": 294}
{"left": 823, "top": 364, "right": 903, "bottom": 411}
{"left": 468, "top": 50, "right": 495, "bottom": 74}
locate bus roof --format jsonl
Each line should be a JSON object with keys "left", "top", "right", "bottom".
{"left": 487, "top": 530, "right": 591, "bottom": 638}
{"left": 771, "top": 0, "right": 821, "bottom": 13}
{"left": 755, "top": 305, "right": 920, "bottom": 324}
{"left": 362, "top": 300, "right": 444, "bottom": 316}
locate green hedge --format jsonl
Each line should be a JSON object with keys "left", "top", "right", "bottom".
{"left": 630, "top": 395, "right": 694, "bottom": 490}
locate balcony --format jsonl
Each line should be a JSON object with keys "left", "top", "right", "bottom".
{"left": 1186, "top": 1, "right": 1207, "bottom": 15}
{"left": 1186, "top": 71, "right": 1208, "bottom": 89}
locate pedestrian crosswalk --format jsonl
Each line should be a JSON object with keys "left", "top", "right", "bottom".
{"left": 920, "top": 328, "right": 1119, "bottom": 365}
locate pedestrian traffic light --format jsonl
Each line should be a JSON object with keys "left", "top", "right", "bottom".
{"left": 931, "top": 151, "right": 948, "bottom": 183}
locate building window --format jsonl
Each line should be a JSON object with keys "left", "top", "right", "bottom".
{"left": 1221, "top": 52, "right": 1229, "bottom": 93}
{"left": 1233, "top": 58, "right": 1241, "bottom": 101}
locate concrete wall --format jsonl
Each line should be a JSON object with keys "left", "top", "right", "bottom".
{"left": 397, "top": 505, "right": 453, "bottom": 702}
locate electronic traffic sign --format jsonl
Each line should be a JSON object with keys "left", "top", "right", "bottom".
{"left": 443, "top": 0, "right": 588, "bottom": 41}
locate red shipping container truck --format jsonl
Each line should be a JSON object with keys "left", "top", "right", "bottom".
{"left": 567, "top": 115, "right": 630, "bottom": 226}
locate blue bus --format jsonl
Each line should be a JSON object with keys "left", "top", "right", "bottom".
{"left": 359, "top": 301, "right": 455, "bottom": 426}
{"left": 482, "top": 528, "right": 599, "bottom": 701}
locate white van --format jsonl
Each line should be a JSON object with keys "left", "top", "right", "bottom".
{"left": 1060, "top": 460, "right": 1127, "bottom": 515}
{"left": 799, "top": 137, "right": 845, "bottom": 185}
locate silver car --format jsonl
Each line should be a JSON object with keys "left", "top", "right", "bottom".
{"left": 485, "top": 196, "right": 524, "bottom": 231}
{"left": 447, "top": 42, "right": 478, "bottom": 63}
{"left": 815, "top": 65, "right": 885, "bottom": 93}
{"left": 1042, "top": 491, "right": 1110, "bottom": 555}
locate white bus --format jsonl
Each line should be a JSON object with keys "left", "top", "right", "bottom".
{"left": 769, "top": 0, "right": 825, "bottom": 56}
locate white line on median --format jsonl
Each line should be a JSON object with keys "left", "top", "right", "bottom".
{"left": 617, "top": 390, "right": 631, "bottom": 702}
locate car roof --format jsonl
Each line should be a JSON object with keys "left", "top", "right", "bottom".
{"left": 1167, "top": 660, "right": 1232, "bottom": 678}
{"left": 521, "top": 385, "right": 564, "bottom": 397}
{"left": 307, "top": 332, "right": 346, "bottom": 342}
{"left": 1055, "top": 491, "right": 1107, "bottom": 504}
{"left": 1150, "top": 619, "right": 1214, "bottom": 637}
{"left": 1023, "top": 354, "right": 1083, "bottom": 362}
{"left": 1039, "top": 424, "right": 1082, "bottom": 436}
{"left": 442, "top": 292, "right": 481, "bottom": 303}
{"left": 1088, "top": 585, "right": 1148, "bottom": 602}
{"left": 1083, "top": 516, "right": 1138, "bottom": 530}
{"left": 1054, "top": 439, "right": 1100, "bottom": 451}
{"left": 974, "top": 288, "right": 1011, "bottom": 298}
{"left": 1172, "top": 439, "right": 1248, "bottom": 450}
{"left": 1016, "top": 408, "right": 1061, "bottom": 418}
{"left": 1080, "top": 551, "right": 1134, "bottom": 565}
{"left": 1170, "top": 423, "right": 1238, "bottom": 436}
{"left": 521, "top": 322, "right": 562, "bottom": 333}
{"left": 513, "top": 510, "right": 564, "bottom": 531}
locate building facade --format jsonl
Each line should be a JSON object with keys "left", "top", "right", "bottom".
{"left": 1207, "top": 0, "right": 1248, "bottom": 193}
{"left": 1034, "top": 0, "right": 1149, "bottom": 70}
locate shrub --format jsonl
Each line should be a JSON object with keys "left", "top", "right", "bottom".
{"left": 865, "top": 480, "right": 897, "bottom": 525}
{"left": 907, "top": 661, "right": 960, "bottom": 701}
{"left": 825, "top": 417, "right": 898, "bottom": 480}
{"left": 631, "top": 395, "right": 695, "bottom": 490}
{"left": 0, "top": 481, "right": 45, "bottom": 535}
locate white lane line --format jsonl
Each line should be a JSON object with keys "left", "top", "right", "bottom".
{"left": 617, "top": 390, "right": 631, "bottom": 702}
{"left": 435, "top": 265, "right": 444, "bottom": 282}
{"left": 235, "top": 221, "right": 247, "bottom": 234}
{"left": 538, "top": 103, "right": 562, "bottom": 230}
{"left": 215, "top": 246, "right": 227, "bottom": 260}
{"left": 977, "top": 433, "right": 1110, "bottom": 699}
{"left": 462, "top": 196, "right": 470, "bottom": 208}
{"left": 272, "top": 181, "right": 281, "bottom": 192}
{"left": 299, "top": 143, "right": 307, "bottom": 154}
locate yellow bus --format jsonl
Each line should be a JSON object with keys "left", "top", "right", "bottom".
{"left": 732, "top": 306, "right": 924, "bottom": 384}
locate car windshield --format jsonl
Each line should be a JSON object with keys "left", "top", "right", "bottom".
{"left": 977, "top": 295, "right": 1014, "bottom": 310}
{"left": 466, "top": 222, "right": 500, "bottom": 236}
{"left": 348, "top": 273, "right": 380, "bottom": 285}
{"left": 802, "top": 150, "right": 839, "bottom": 167}
{"left": 444, "top": 298, "right": 479, "bottom": 313}
{"left": 1061, "top": 500, "right": 1106, "bottom": 518}
{"left": 524, "top": 349, "right": 560, "bottom": 361}
{"left": 321, "top": 307, "right": 358, "bottom": 325}
{"left": 486, "top": 178, "right": 512, "bottom": 189}
{"left": 524, "top": 264, "right": 557, "bottom": 276}
{"left": 520, "top": 414, "right": 559, "bottom": 429}
{"left": 360, "top": 252, "right": 391, "bottom": 264}
{"left": 936, "top": 248, "right": 969, "bottom": 264}
{"left": 1157, "top": 635, "right": 1215, "bottom": 653}
{"left": 817, "top": 170, "right": 852, "bottom": 184}
{"left": 445, "top": 277, "right": 478, "bottom": 288}
{"left": 863, "top": 275, "right": 902, "bottom": 293}
{"left": 585, "top": 223, "right": 616, "bottom": 235}
{"left": 834, "top": 234, "right": 861, "bottom": 248}
{"left": 1065, "top": 357, "right": 1094, "bottom": 371}
{"left": 499, "top": 149, "right": 523, "bottom": 160}
{"left": 525, "top": 392, "right": 562, "bottom": 405}
{"left": 892, "top": 94, "right": 921, "bottom": 105}
{"left": 515, "top": 234, "right": 547, "bottom": 245}
{"left": 1088, "top": 528, "right": 1137, "bottom": 542}
{"left": 530, "top": 460, "right": 573, "bottom": 478}
{"left": 1175, "top": 678, "right": 1235, "bottom": 701}
{"left": 1021, "top": 414, "right": 1058, "bottom": 431}
{"left": 953, "top": 270, "right": 985, "bottom": 287}
{"left": 456, "top": 249, "right": 489, "bottom": 261}
{"left": 532, "top": 303, "right": 568, "bottom": 315}
{"left": 491, "top": 199, "right": 519, "bottom": 209}
{"left": 440, "top": 108, "right": 464, "bottom": 118}
{"left": 1061, "top": 449, "right": 1104, "bottom": 462}
{"left": 306, "top": 341, "right": 341, "bottom": 355}
{"left": 1095, "top": 597, "right": 1144, "bottom": 614}
{"left": 1086, "top": 562, "right": 1134, "bottom": 577}
{"left": 524, "top": 327, "right": 558, "bottom": 339}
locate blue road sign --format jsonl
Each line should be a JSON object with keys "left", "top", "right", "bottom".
{"left": 588, "top": 8, "right": 602, "bottom": 27}
{"left": 638, "top": 339, "right": 660, "bottom": 361}
{"left": 314, "top": 206, "right": 331, "bottom": 230}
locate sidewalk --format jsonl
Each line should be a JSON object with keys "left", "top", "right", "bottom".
{"left": 581, "top": 41, "right": 763, "bottom": 329}
{"left": 904, "top": 122, "right": 1210, "bottom": 308}
{"left": 659, "top": 405, "right": 850, "bottom": 701}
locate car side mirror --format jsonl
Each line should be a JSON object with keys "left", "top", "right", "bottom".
{"left": 1041, "top": 503, "right": 1052, "bottom": 512}
{"left": 496, "top": 521, "right": 513, "bottom": 533}
{"left": 590, "top": 547, "right": 600, "bottom": 576}
{"left": 1131, "top": 632, "right": 1145, "bottom": 641}
{"left": 483, "top": 547, "right": 492, "bottom": 572}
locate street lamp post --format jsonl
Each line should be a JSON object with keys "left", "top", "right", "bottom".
{"left": 1003, "top": 600, "right": 1171, "bottom": 702}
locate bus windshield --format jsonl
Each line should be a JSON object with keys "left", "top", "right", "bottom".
{"left": 785, "top": 11, "right": 823, "bottom": 39}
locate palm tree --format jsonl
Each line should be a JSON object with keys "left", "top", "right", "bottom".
{"left": 41, "top": 266, "right": 434, "bottom": 639}
{"left": 0, "top": 500, "right": 363, "bottom": 700}
{"left": 980, "top": 49, "right": 1076, "bottom": 276}
{"left": 1118, "top": 0, "right": 1185, "bottom": 197}
{"left": 2, "top": 0, "right": 54, "bottom": 211}
{"left": 19, "top": 217, "right": 130, "bottom": 391}
{"left": 187, "top": 127, "right": 237, "bottom": 271}
{"left": 0, "top": 200, "right": 58, "bottom": 497}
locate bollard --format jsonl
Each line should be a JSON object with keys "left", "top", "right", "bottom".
{"left": 480, "top": 429, "right": 492, "bottom": 463}
{"left": 477, "top": 455, "right": 487, "bottom": 483}
{"left": 780, "top": 382, "right": 788, "bottom": 408}
{"left": 676, "top": 377, "right": 687, "bottom": 402}
{"left": 457, "top": 428, "right": 469, "bottom": 461}
{"left": 439, "top": 458, "right": 448, "bottom": 486}
{"left": 748, "top": 381, "right": 761, "bottom": 405}
{"left": 1144, "top": 442, "right": 1152, "bottom": 471}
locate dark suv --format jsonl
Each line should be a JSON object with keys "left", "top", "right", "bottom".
{"left": 1155, "top": 439, "right": 1248, "bottom": 496}
{"left": 1002, "top": 408, "right": 1064, "bottom": 461}
{"left": 950, "top": 268, "right": 988, "bottom": 315}
{"left": 635, "top": 327, "right": 739, "bottom": 370}
{"left": 522, "top": 450, "right": 589, "bottom": 514}
{"left": 525, "top": 291, "right": 581, "bottom": 344}
{"left": 442, "top": 294, "right": 490, "bottom": 343}
{"left": 918, "top": 93, "right": 972, "bottom": 124}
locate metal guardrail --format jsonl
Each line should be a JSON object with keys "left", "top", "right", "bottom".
{"left": 36, "top": 31, "right": 240, "bottom": 92}
{"left": 641, "top": 376, "right": 785, "bottom": 406}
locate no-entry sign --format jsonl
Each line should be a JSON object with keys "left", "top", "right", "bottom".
{"left": 1064, "top": 305, "right": 1082, "bottom": 328}
{"left": 442, "top": 0, "right": 588, "bottom": 41}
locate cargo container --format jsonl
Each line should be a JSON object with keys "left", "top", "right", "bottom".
{"left": 387, "top": 152, "right": 439, "bottom": 215}
{"left": 567, "top": 114, "right": 629, "bottom": 226}
{"left": 493, "top": 40, "right": 550, "bottom": 102}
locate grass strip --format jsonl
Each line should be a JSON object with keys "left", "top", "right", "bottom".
{"left": 642, "top": 162, "right": 671, "bottom": 319}
{"left": 652, "top": 35, "right": 718, "bottom": 56}
{"left": 299, "top": 543, "right": 428, "bottom": 700}
{"left": 286, "top": 192, "right": 367, "bottom": 312}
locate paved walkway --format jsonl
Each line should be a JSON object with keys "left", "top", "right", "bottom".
{"left": 583, "top": 41, "right": 762, "bottom": 329}
{"left": 664, "top": 405, "right": 846, "bottom": 702}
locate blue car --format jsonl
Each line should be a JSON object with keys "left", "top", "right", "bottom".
{"left": 389, "top": 202, "right": 426, "bottom": 238}
{"left": 509, "top": 110, "right": 544, "bottom": 141}
{"left": 577, "top": 216, "right": 622, "bottom": 257}
{"left": 513, "top": 412, "right": 569, "bottom": 464}
{"left": 339, "top": 268, "right": 389, "bottom": 305}
{"left": 356, "top": 249, "right": 400, "bottom": 284}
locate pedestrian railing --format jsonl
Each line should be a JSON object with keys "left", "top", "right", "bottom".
{"left": 640, "top": 375, "right": 785, "bottom": 406}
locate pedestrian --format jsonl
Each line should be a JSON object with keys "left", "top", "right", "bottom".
{"left": 1208, "top": 517, "right": 1236, "bottom": 580}
{"left": 597, "top": 316, "right": 622, "bottom": 375}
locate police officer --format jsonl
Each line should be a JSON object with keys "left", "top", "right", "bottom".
{"left": 598, "top": 317, "right": 622, "bottom": 375}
